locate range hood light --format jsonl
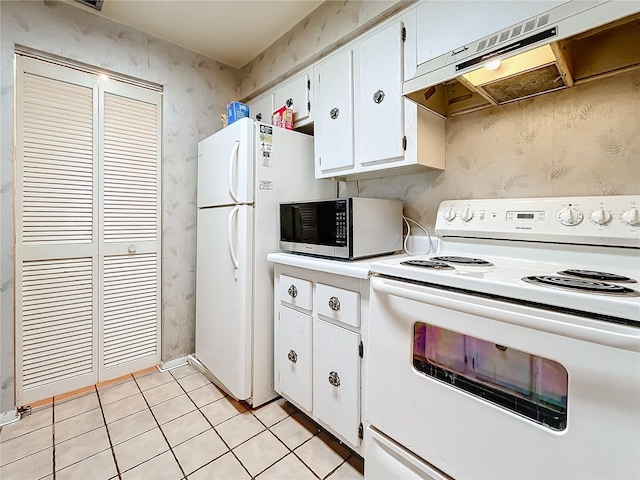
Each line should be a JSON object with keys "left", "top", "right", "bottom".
{"left": 462, "top": 45, "right": 556, "bottom": 87}
{"left": 484, "top": 60, "right": 502, "bottom": 71}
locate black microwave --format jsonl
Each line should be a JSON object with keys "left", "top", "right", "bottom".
{"left": 279, "top": 197, "right": 403, "bottom": 260}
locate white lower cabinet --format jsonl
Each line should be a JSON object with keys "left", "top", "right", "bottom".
{"left": 314, "top": 318, "right": 361, "bottom": 446}
{"left": 275, "top": 306, "right": 312, "bottom": 411}
{"left": 272, "top": 263, "right": 368, "bottom": 453}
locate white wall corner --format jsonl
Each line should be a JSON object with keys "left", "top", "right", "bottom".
{"left": 0, "top": 408, "right": 19, "bottom": 427}
{"left": 157, "top": 356, "right": 189, "bottom": 372}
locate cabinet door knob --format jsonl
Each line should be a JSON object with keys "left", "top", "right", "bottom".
{"left": 330, "top": 108, "right": 339, "bottom": 119}
{"left": 128, "top": 244, "right": 137, "bottom": 253}
{"left": 328, "top": 371, "right": 340, "bottom": 387}
{"left": 287, "top": 285, "right": 298, "bottom": 298}
{"left": 328, "top": 296, "right": 340, "bottom": 311}
{"left": 256, "top": 113, "right": 262, "bottom": 121}
{"left": 373, "top": 89, "right": 385, "bottom": 104}
{"left": 286, "top": 98, "right": 293, "bottom": 107}
{"left": 288, "top": 350, "right": 298, "bottom": 363}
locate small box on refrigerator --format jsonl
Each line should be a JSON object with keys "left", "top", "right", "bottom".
{"left": 226, "top": 101, "right": 250, "bottom": 125}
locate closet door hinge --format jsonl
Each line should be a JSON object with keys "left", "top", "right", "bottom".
{"left": 359, "top": 341, "right": 364, "bottom": 358}
{"left": 402, "top": 27, "right": 406, "bottom": 42}
{"left": 402, "top": 136, "right": 407, "bottom": 151}
{"left": 358, "top": 423, "right": 364, "bottom": 440}
{"left": 307, "top": 79, "right": 311, "bottom": 90}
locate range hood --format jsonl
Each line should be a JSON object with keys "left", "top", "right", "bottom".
{"left": 404, "top": 1, "right": 640, "bottom": 118}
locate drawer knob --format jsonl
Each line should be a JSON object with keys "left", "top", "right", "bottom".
{"left": 288, "top": 350, "right": 298, "bottom": 363}
{"left": 373, "top": 89, "right": 385, "bottom": 104}
{"left": 328, "top": 296, "right": 340, "bottom": 311}
{"left": 328, "top": 371, "right": 340, "bottom": 387}
{"left": 330, "top": 108, "right": 339, "bottom": 120}
{"left": 287, "top": 285, "right": 298, "bottom": 298}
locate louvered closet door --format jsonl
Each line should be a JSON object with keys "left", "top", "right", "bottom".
{"left": 99, "top": 82, "right": 161, "bottom": 380}
{"left": 15, "top": 58, "right": 99, "bottom": 405}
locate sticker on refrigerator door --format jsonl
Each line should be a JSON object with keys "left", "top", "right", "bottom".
{"left": 259, "top": 180, "right": 273, "bottom": 190}
{"left": 262, "top": 152, "right": 270, "bottom": 167}
{"left": 259, "top": 124, "right": 273, "bottom": 152}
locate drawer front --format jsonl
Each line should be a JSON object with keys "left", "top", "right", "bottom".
{"left": 316, "top": 283, "right": 360, "bottom": 328}
{"left": 275, "top": 306, "right": 312, "bottom": 411}
{"left": 279, "top": 274, "right": 312, "bottom": 311}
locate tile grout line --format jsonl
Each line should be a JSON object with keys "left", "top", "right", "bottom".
{"left": 96, "top": 383, "right": 123, "bottom": 479}
{"left": 169, "top": 367, "right": 253, "bottom": 479}
{"left": 132, "top": 372, "right": 188, "bottom": 478}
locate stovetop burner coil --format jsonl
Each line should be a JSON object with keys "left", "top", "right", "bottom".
{"left": 558, "top": 269, "right": 637, "bottom": 283}
{"left": 400, "top": 260, "right": 455, "bottom": 270}
{"left": 522, "top": 275, "right": 640, "bottom": 297}
{"left": 430, "top": 256, "right": 494, "bottom": 266}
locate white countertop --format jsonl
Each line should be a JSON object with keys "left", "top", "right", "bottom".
{"left": 267, "top": 251, "right": 404, "bottom": 279}
{"left": 267, "top": 237, "right": 436, "bottom": 279}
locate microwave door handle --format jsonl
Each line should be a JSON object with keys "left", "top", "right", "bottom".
{"left": 228, "top": 206, "right": 240, "bottom": 280}
{"left": 228, "top": 140, "right": 240, "bottom": 203}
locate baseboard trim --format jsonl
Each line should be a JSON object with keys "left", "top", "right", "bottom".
{"left": 157, "top": 356, "right": 189, "bottom": 372}
{"left": 0, "top": 408, "right": 19, "bottom": 427}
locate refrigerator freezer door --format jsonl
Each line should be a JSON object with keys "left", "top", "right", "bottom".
{"left": 197, "top": 118, "right": 254, "bottom": 207}
{"left": 195, "top": 205, "right": 254, "bottom": 400}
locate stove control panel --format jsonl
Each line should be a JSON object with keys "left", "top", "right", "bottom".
{"left": 436, "top": 195, "right": 640, "bottom": 247}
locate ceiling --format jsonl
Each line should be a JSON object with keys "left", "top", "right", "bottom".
{"left": 68, "top": 0, "right": 324, "bottom": 68}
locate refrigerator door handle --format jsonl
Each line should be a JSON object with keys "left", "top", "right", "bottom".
{"left": 228, "top": 140, "right": 240, "bottom": 203}
{"left": 228, "top": 205, "right": 240, "bottom": 280}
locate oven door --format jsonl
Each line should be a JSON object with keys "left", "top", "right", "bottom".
{"left": 366, "top": 276, "right": 640, "bottom": 480}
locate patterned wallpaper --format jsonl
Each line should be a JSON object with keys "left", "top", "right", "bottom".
{"left": 344, "top": 69, "right": 640, "bottom": 231}
{"left": 0, "top": 0, "right": 238, "bottom": 412}
{"left": 239, "top": 0, "right": 413, "bottom": 100}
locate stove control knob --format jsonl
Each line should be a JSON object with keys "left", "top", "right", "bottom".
{"left": 558, "top": 207, "right": 583, "bottom": 226}
{"left": 621, "top": 207, "right": 640, "bottom": 226}
{"left": 443, "top": 207, "right": 456, "bottom": 222}
{"left": 589, "top": 207, "right": 612, "bottom": 225}
{"left": 460, "top": 207, "right": 474, "bottom": 222}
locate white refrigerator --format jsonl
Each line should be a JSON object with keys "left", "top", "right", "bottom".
{"left": 195, "top": 117, "right": 335, "bottom": 407}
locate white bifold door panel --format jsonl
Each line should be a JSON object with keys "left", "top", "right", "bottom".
{"left": 15, "top": 56, "right": 161, "bottom": 405}
{"left": 275, "top": 306, "right": 313, "bottom": 411}
{"left": 314, "top": 50, "right": 354, "bottom": 175}
{"left": 195, "top": 205, "right": 254, "bottom": 401}
{"left": 355, "top": 21, "right": 405, "bottom": 166}
{"left": 313, "top": 319, "right": 360, "bottom": 446}
{"left": 197, "top": 117, "right": 253, "bottom": 207}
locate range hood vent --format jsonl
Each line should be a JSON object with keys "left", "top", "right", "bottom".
{"left": 405, "top": 2, "right": 640, "bottom": 118}
{"left": 74, "top": 0, "right": 103, "bottom": 11}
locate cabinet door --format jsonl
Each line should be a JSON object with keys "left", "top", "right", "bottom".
{"left": 416, "top": 1, "right": 567, "bottom": 65}
{"left": 314, "top": 50, "right": 354, "bottom": 176}
{"left": 313, "top": 319, "right": 360, "bottom": 446}
{"left": 354, "top": 21, "right": 405, "bottom": 167}
{"left": 274, "top": 70, "right": 311, "bottom": 126}
{"left": 275, "top": 306, "right": 312, "bottom": 411}
{"left": 247, "top": 93, "right": 274, "bottom": 123}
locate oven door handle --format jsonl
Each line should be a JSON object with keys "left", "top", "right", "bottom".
{"left": 371, "top": 277, "right": 640, "bottom": 353}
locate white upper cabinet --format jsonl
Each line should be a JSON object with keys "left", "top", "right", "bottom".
{"left": 314, "top": 50, "right": 355, "bottom": 175}
{"left": 354, "top": 21, "right": 405, "bottom": 167}
{"left": 314, "top": 9, "right": 445, "bottom": 180}
{"left": 274, "top": 69, "right": 312, "bottom": 127}
{"left": 246, "top": 93, "right": 273, "bottom": 124}
{"left": 416, "top": 0, "right": 568, "bottom": 65}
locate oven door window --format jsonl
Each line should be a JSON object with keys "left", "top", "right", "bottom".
{"left": 414, "top": 323, "right": 568, "bottom": 431}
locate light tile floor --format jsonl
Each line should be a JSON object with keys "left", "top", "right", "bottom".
{"left": 0, "top": 364, "right": 364, "bottom": 480}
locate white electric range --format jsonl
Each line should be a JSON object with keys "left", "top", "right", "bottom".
{"left": 365, "top": 195, "right": 640, "bottom": 480}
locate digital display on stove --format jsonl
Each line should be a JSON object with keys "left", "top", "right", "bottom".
{"left": 506, "top": 210, "right": 544, "bottom": 221}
